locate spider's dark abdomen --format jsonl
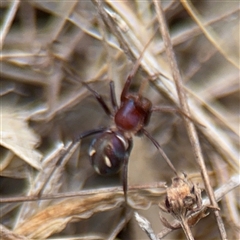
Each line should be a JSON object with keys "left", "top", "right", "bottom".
{"left": 89, "top": 131, "right": 131, "bottom": 175}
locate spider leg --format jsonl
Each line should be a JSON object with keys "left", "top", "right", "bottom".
{"left": 120, "top": 74, "right": 134, "bottom": 102}
{"left": 151, "top": 106, "right": 204, "bottom": 127}
{"left": 122, "top": 138, "right": 133, "bottom": 203}
{"left": 74, "top": 127, "right": 107, "bottom": 142}
{"left": 152, "top": 106, "right": 187, "bottom": 115}
{"left": 142, "top": 129, "right": 178, "bottom": 176}
{"left": 63, "top": 65, "right": 112, "bottom": 117}
{"left": 56, "top": 127, "right": 108, "bottom": 168}
{"left": 82, "top": 81, "right": 112, "bottom": 117}
{"left": 121, "top": 32, "right": 157, "bottom": 102}
{"left": 39, "top": 127, "right": 108, "bottom": 197}
{"left": 109, "top": 81, "right": 118, "bottom": 112}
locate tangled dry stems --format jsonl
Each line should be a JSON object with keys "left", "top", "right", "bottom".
{"left": 1, "top": 1, "right": 239, "bottom": 239}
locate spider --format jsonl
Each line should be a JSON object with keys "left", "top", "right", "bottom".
{"left": 65, "top": 42, "right": 179, "bottom": 202}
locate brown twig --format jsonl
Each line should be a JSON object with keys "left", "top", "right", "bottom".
{"left": 152, "top": 1, "right": 228, "bottom": 239}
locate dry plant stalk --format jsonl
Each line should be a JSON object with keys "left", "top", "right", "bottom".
{"left": 159, "top": 175, "right": 203, "bottom": 240}
{"left": 0, "top": 1, "right": 239, "bottom": 239}
{"left": 153, "top": 1, "right": 228, "bottom": 239}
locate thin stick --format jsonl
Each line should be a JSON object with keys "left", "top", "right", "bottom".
{"left": 135, "top": 212, "right": 158, "bottom": 240}
{"left": 0, "top": 0, "right": 20, "bottom": 49}
{"left": 0, "top": 181, "right": 166, "bottom": 203}
{"left": 180, "top": 216, "right": 194, "bottom": 240}
{"left": 152, "top": 1, "right": 227, "bottom": 239}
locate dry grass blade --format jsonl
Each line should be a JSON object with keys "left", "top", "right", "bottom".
{"left": 0, "top": 0, "right": 20, "bottom": 49}
{"left": 1, "top": 1, "right": 239, "bottom": 239}
{"left": 180, "top": 0, "right": 239, "bottom": 69}
{"left": 134, "top": 212, "right": 158, "bottom": 240}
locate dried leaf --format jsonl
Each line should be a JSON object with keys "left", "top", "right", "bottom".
{"left": 0, "top": 107, "right": 42, "bottom": 170}
{"left": 0, "top": 224, "right": 27, "bottom": 240}
{"left": 15, "top": 193, "right": 123, "bottom": 238}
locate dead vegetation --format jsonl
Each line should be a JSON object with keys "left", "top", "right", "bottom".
{"left": 0, "top": 1, "right": 239, "bottom": 239}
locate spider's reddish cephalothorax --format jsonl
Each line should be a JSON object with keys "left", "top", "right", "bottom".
{"left": 115, "top": 95, "right": 152, "bottom": 134}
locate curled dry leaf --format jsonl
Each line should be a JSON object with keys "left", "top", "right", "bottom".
{"left": 14, "top": 193, "right": 123, "bottom": 238}
{"left": 12, "top": 186, "right": 164, "bottom": 239}
{"left": 0, "top": 107, "right": 42, "bottom": 170}
{"left": 0, "top": 224, "right": 27, "bottom": 240}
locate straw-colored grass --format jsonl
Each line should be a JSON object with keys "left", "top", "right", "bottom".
{"left": 1, "top": 1, "right": 239, "bottom": 239}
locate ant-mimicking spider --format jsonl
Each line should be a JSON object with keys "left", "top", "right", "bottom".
{"left": 64, "top": 38, "right": 181, "bottom": 203}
